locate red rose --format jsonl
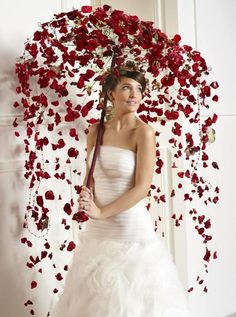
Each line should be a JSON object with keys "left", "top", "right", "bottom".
{"left": 45, "top": 190, "right": 55, "bottom": 200}
{"left": 81, "top": 6, "right": 92, "bottom": 13}
{"left": 68, "top": 147, "right": 79, "bottom": 158}
{"left": 165, "top": 110, "right": 179, "bottom": 120}
{"left": 67, "top": 241, "right": 76, "bottom": 251}
{"left": 36, "top": 196, "right": 44, "bottom": 207}
{"left": 172, "top": 34, "right": 181, "bottom": 43}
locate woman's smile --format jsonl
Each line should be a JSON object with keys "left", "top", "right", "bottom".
{"left": 126, "top": 100, "right": 137, "bottom": 104}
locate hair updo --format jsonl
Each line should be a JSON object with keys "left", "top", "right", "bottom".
{"left": 101, "top": 61, "right": 147, "bottom": 102}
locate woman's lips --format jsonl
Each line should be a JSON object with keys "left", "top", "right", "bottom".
{"left": 127, "top": 100, "right": 137, "bottom": 105}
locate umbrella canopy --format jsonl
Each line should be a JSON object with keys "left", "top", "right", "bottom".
{"left": 14, "top": 4, "right": 219, "bottom": 314}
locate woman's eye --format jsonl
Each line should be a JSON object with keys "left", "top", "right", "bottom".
{"left": 121, "top": 85, "right": 142, "bottom": 92}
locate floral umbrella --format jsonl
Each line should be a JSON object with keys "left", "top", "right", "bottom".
{"left": 14, "top": 4, "right": 219, "bottom": 316}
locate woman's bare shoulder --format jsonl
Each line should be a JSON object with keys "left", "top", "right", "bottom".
{"left": 136, "top": 121, "right": 155, "bottom": 134}
{"left": 134, "top": 122, "right": 155, "bottom": 150}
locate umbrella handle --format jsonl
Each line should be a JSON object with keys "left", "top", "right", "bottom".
{"left": 74, "top": 52, "right": 116, "bottom": 223}
{"left": 86, "top": 106, "right": 106, "bottom": 189}
{"left": 73, "top": 102, "right": 106, "bottom": 223}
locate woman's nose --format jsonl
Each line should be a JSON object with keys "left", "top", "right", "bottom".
{"left": 129, "top": 89, "right": 136, "bottom": 98}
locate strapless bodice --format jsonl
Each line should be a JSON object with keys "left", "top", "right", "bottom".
{"left": 84, "top": 145, "right": 156, "bottom": 241}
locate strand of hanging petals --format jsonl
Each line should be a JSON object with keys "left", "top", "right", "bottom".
{"left": 13, "top": 4, "right": 220, "bottom": 315}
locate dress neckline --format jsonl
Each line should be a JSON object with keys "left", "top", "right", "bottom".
{"left": 92, "top": 145, "right": 136, "bottom": 155}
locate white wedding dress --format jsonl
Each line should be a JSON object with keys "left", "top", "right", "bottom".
{"left": 51, "top": 145, "right": 191, "bottom": 317}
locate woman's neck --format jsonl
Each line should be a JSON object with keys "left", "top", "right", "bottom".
{"left": 107, "top": 114, "right": 138, "bottom": 132}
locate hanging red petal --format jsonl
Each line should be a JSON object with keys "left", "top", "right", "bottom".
{"left": 64, "top": 203, "right": 72, "bottom": 215}
{"left": 36, "top": 196, "right": 44, "bottom": 207}
{"left": 67, "top": 241, "right": 76, "bottom": 251}
{"left": 31, "top": 281, "right": 37, "bottom": 289}
{"left": 45, "top": 190, "right": 55, "bottom": 200}
{"left": 55, "top": 273, "right": 63, "bottom": 281}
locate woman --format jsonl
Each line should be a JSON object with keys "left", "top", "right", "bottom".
{"left": 51, "top": 62, "right": 192, "bottom": 316}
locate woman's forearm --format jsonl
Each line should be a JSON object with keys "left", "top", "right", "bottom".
{"left": 100, "top": 185, "right": 148, "bottom": 219}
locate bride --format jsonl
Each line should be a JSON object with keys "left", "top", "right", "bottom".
{"left": 51, "top": 62, "right": 192, "bottom": 316}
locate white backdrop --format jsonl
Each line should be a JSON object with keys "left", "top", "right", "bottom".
{"left": 0, "top": 1, "right": 90, "bottom": 317}
{"left": 0, "top": 0, "right": 235, "bottom": 317}
{"left": 177, "top": 0, "right": 236, "bottom": 316}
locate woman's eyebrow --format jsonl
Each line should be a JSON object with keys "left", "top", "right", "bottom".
{"left": 122, "top": 82, "right": 142, "bottom": 88}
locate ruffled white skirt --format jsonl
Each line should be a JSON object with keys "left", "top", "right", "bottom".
{"left": 51, "top": 203, "right": 191, "bottom": 317}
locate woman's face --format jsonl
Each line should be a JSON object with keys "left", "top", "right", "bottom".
{"left": 108, "top": 76, "right": 143, "bottom": 113}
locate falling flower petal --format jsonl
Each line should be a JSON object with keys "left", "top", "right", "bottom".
{"left": 24, "top": 300, "right": 33, "bottom": 306}
{"left": 55, "top": 273, "right": 63, "bottom": 281}
{"left": 203, "top": 247, "right": 211, "bottom": 262}
{"left": 45, "top": 190, "right": 55, "bottom": 200}
{"left": 68, "top": 147, "right": 79, "bottom": 158}
{"left": 36, "top": 196, "right": 44, "bottom": 207}
{"left": 67, "top": 241, "right": 76, "bottom": 251}
{"left": 31, "top": 281, "right": 37, "bottom": 289}
{"left": 64, "top": 203, "right": 72, "bottom": 215}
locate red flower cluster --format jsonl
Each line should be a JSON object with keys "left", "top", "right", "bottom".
{"left": 14, "top": 5, "right": 219, "bottom": 314}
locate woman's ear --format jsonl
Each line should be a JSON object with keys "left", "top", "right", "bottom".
{"left": 107, "top": 89, "right": 114, "bottom": 102}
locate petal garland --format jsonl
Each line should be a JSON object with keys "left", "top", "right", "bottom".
{"left": 13, "top": 5, "right": 219, "bottom": 315}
